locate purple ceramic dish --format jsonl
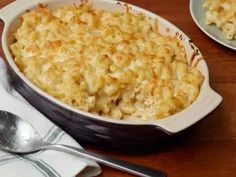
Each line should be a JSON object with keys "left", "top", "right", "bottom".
{"left": 0, "top": 0, "right": 222, "bottom": 151}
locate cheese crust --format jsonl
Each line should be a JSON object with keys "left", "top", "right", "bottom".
{"left": 10, "top": 4, "right": 204, "bottom": 120}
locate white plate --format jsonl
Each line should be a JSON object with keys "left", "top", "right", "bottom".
{"left": 190, "top": 0, "right": 236, "bottom": 50}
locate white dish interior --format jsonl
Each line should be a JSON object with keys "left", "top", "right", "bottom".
{"left": 0, "top": 0, "right": 222, "bottom": 133}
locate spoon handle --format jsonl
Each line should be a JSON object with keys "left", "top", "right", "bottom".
{"left": 41, "top": 144, "right": 166, "bottom": 177}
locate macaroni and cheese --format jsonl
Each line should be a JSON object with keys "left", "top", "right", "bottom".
{"left": 10, "top": 4, "right": 204, "bottom": 120}
{"left": 203, "top": 0, "right": 236, "bottom": 40}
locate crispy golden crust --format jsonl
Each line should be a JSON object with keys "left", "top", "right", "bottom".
{"left": 10, "top": 4, "right": 204, "bottom": 120}
{"left": 203, "top": 0, "right": 236, "bottom": 40}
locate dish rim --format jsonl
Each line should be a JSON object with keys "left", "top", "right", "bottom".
{"left": 0, "top": 0, "right": 223, "bottom": 134}
{"left": 189, "top": 0, "right": 236, "bottom": 51}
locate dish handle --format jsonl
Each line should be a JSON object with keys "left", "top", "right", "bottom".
{"left": 0, "top": 0, "right": 40, "bottom": 23}
{"left": 153, "top": 87, "right": 223, "bottom": 134}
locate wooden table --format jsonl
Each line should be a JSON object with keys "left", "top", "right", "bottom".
{"left": 0, "top": 0, "right": 235, "bottom": 177}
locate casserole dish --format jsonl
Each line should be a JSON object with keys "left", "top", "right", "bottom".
{"left": 0, "top": 0, "right": 222, "bottom": 151}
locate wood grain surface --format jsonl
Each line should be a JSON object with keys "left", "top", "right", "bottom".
{"left": 0, "top": 0, "right": 235, "bottom": 177}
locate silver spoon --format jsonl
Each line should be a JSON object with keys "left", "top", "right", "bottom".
{"left": 0, "top": 110, "right": 166, "bottom": 177}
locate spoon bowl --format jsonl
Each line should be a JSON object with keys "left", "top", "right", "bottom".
{"left": 0, "top": 110, "right": 166, "bottom": 177}
{"left": 0, "top": 111, "right": 43, "bottom": 153}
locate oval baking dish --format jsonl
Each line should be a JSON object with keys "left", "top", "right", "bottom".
{"left": 0, "top": 0, "right": 222, "bottom": 150}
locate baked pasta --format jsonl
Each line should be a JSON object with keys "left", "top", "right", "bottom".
{"left": 10, "top": 4, "right": 204, "bottom": 120}
{"left": 203, "top": 0, "right": 236, "bottom": 40}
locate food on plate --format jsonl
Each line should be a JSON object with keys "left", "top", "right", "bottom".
{"left": 10, "top": 4, "right": 204, "bottom": 120}
{"left": 203, "top": 0, "right": 236, "bottom": 40}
